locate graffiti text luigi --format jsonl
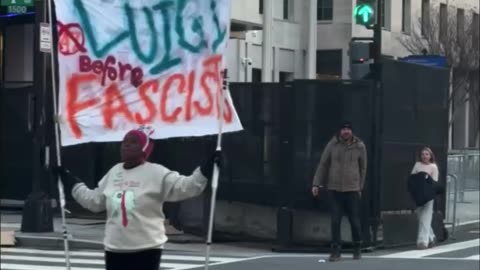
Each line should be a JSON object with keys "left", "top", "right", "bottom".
{"left": 73, "top": 0, "right": 227, "bottom": 76}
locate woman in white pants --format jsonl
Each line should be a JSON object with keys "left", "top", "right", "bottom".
{"left": 411, "top": 147, "right": 439, "bottom": 250}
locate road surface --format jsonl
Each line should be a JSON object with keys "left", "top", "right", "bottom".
{"left": 1, "top": 238, "right": 478, "bottom": 270}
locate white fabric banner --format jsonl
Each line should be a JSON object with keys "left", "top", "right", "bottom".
{"left": 53, "top": 0, "right": 242, "bottom": 146}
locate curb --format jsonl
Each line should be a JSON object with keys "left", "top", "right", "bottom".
{"left": 15, "top": 236, "right": 104, "bottom": 250}
{"left": 13, "top": 235, "right": 205, "bottom": 250}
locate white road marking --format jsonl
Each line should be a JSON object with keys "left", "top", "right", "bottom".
{"left": 464, "top": 255, "right": 480, "bottom": 260}
{"left": 0, "top": 247, "right": 249, "bottom": 270}
{"left": 1, "top": 223, "right": 21, "bottom": 229}
{"left": 0, "top": 264, "right": 101, "bottom": 270}
{"left": 0, "top": 247, "right": 237, "bottom": 262}
{"left": 445, "top": 219, "right": 480, "bottom": 228}
{"left": 1, "top": 255, "right": 103, "bottom": 264}
{"left": 381, "top": 239, "right": 480, "bottom": 259}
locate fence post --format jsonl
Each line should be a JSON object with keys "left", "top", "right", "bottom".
{"left": 446, "top": 173, "right": 458, "bottom": 239}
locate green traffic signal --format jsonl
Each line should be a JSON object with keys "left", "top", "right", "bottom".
{"left": 354, "top": 3, "right": 375, "bottom": 26}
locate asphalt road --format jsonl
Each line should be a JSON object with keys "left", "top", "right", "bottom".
{"left": 199, "top": 236, "right": 479, "bottom": 270}
{"left": 1, "top": 234, "right": 478, "bottom": 270}
{"left": 194, "top": 256, "right": 479, "bottom": 270}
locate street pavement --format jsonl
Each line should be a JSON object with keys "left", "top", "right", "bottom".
{"left": 1, "top": 237, "right": 478, "bottom": 270}
{"left": 0, "top": 247, "right": 250, "bottom": 270}
{"left": 199, "top": 238, "right": 479, "bottom": 270}
{"left": 1, "top": 210, "right": 479, "bottom": 269}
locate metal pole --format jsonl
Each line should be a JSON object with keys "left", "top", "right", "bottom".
{"left": 204, "top": 69, "right": 228, "bottom": 270}
{"left": 21, "top": 0, "right": 54, "bottom": 235}
{"left": 47, "top": 0, "right": 71, "bottom": 269}
{"left": 459, "top": 156, "right": 466, "bottom": 202}
{"left": 261, "top": 0, "right": 273, "bottom": 82}
{"left": 451, "top": 174, "right": 458, "bottom": 239}
{"left": 306, "top": 0, "right": 317, "bottom": 79}
{"left": 374, "top": 0, "right": 382, "bottom": 65}
{"left": 371, "top": 0, "right": 383, "bottom": 247}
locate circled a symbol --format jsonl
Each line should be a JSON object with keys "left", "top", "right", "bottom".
{"left": 57, "top": 21, "right": 87, "bottom": 56}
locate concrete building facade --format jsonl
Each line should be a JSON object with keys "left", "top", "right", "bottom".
{"left": 314, "top": 0, "right": 479, "bottom": 148}
{"left": 227, "top": 0, "right": 317, "bottom": 82}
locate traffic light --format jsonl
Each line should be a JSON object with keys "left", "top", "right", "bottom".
{"left": 354, "top": 0, "right": 376, "bottom": 27}
{"left": 349, "top": 40, "right": 374, "bottom": 79}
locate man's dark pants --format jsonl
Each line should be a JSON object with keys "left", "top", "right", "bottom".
{"left": 328, "top": 190, "right": 362, "bottom": 246}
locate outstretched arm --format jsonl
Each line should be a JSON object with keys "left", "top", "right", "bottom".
{"left": 71, "top": 174, "right": 108, "bottom": 213}
{"left": 161, "top": 168, "right": 208, "bottom": 202}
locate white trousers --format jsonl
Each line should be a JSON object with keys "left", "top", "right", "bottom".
{"left": 416, "top": 199, "right": 436, "bottom": 246}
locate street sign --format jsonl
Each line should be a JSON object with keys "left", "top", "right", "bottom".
{"left": 1, "top": 0, "right": 33, "bottom": 14}
{"left": 6, "top": 5, "right": 26, "bottom": 13}
{"left": 40, "top": 23, "right": 52, "bottom": 53}
{"left": 0, "top": 0, "right": 34, "bottom": 6}
{"left": 399, "top": 55, "right": 448, "bottom": 68}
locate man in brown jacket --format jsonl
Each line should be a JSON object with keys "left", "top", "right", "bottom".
{"left": 312, "top": 121, "right": 367, "bottom": 262}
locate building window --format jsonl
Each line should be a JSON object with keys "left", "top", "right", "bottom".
{"left": 283, "top": 0, "right": 289, "bottom": 20}
{"left": 316, "top": 50, "right": 342, "bottom": 79}
{"left": 402, "top": 0, "right": 411, "bottom": 33}
{"left": 279, "top": 72, "right": 294, "bottom": 82}
{"left": 252, "top": 68, "right": 262, "bottom": 82}
{"left": 421, "top": 0, "right": 430, "bottom": 35}
{"left": 439, "top": 3, "right": 447, "bottom": 42}
{"left": 457, "top": 9, "right": 464, "bottom": 40}
{"left": 259, "top": 0, "right": 263, "bottom": 14}
{"left": 317, "top": 0, "right": 333, "bottom": 21}
{"left": 378, "top": 0, "right": 392, "bottom": 30}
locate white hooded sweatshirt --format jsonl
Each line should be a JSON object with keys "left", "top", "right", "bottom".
{"left": 72, "top": 162, "right": 207, "bottom": 252}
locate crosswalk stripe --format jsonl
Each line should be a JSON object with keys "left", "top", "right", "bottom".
{"left": 0, "top": 264, "right": 101, "bottom": 270}
{"left": 381, "top": 239, "right": 480, "bottom": 259}
{"left": 1, "top": 255, "right": 103, "bottom": 264}
{"left": 0, "top": 247, "right": 236, "bottom": 262}
{"left": 464, "top": 255, "right": 480, "bottom": 260}
{"left": 0, "top": 255, "right": 200, "bottom": 270}
{"left": 0, "top": 247, "right": 103, "bottom": 257}
{"left": 0, "top": 247, "right": 247, "bottom": 270}
{"left": 0, "top": 223, "right": 21, "bottom": 229}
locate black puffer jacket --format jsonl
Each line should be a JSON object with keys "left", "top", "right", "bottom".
{"left": 407, "top": 172, "right": 443, "bottom": 207}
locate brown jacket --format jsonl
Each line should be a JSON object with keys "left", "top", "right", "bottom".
{"left": 313, "top": 135, "right": 367, "bottom": 192}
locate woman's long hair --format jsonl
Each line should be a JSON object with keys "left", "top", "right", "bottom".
{"left": 418, "top": 147, "right": 436, "bottom": 164}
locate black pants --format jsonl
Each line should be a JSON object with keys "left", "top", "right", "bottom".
{"left": 105, "top": 249, "right": 162, "bottom": 270}
{"left": 328, "top": 191, "right": 362, "bottom": 246}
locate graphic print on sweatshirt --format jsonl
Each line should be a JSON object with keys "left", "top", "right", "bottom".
{"left": 111, "top": 190, "right": 136, "bottom": 227}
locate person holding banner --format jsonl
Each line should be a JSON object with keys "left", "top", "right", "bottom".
{"left": 55, "top": 127, "right": 223, "bottom": 270}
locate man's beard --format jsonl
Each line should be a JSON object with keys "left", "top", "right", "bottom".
{"left": 341, "top": 134, "right": 352, "bottom": 141}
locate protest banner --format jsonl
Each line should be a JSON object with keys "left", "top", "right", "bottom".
{"left": 54, "top": 0, "right": 242, "bottom": 146}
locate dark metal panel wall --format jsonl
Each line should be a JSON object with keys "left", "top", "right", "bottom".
{"left": 0, "top": 85, "right": 34, "bottom": 200}
{"left": 381, "top": 60, "right": 449, "bottom": 212}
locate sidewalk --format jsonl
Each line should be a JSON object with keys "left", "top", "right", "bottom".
{"left": 0, "top": 211, "right": 273, "bottom": 256}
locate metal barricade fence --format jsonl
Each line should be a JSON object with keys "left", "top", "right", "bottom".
{"left": 445, "top": 150, "right": 480, "bottom": 238}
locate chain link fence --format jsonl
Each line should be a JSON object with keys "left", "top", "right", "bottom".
{"left": 445, "top": 150, "right": 480, "bottom": 238}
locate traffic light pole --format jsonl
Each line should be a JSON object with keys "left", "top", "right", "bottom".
{"left": 20, "top": 0, "right": 54, "bottom": 233}
{"left": 373, "top": 0, "right": 382, "bottom": 75}
{"left": 370, "top": 0, "right": 383, "bottom": 247}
